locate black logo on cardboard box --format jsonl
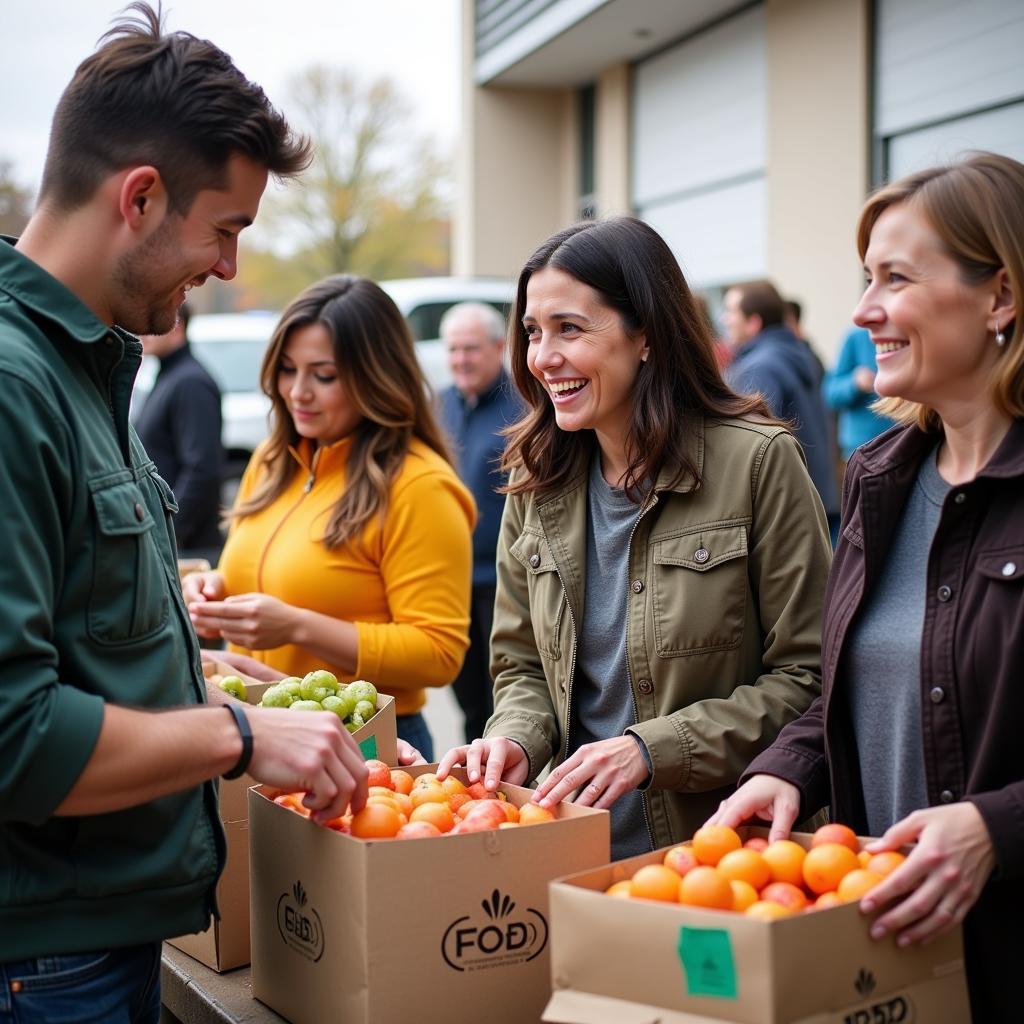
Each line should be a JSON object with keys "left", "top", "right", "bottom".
{"left": 441, "top": 888, "right": 547, "bottom": 972}
{"left": 276, "top": 880, "right": 325, "bottom": 963}
{"left": 844, "top": 968, "right": 914, "bottom": 1023}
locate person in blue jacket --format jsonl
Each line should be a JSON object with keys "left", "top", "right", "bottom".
{"left": 823, "top": 326, "right": 894, "bottom": 460}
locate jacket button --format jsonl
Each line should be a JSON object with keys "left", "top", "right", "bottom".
{"left": 529, "top": 553, "right": 541, "bottom": 569}
{"left": 1002, "top": 562, "right": 1017, "bottom": 577}
{"left": 936, "top": 585, "right": 952, "bottom": 602}
{"left": 953, "top": 492, "right": 966, "bottom": 504}
{"left": 133, "top": 502, "right": 145, "bottom": 522}
{"left": 631, "top": 579, "right": 644, "bottom": 594}
{"left": 939, "top": 789, "right": 955, "bottom": 803}
{"left": 929, "top": 686, "right": 945, "bottom": 704}
{"left": 637, "top": 678, "right": 653, "bottom": 694}
{"left": 693, "top": 548, "right": 710, "bottom": 564}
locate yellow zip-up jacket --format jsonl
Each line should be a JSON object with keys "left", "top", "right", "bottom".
{"left": 218, "top": 435, "right": 476, "bottom": 716}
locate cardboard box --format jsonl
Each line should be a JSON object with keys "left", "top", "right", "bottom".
{"left": 168, "top": 661, "right": 398, "bottom": 972}
{"left": 249, "top": 765, "right": 612, "bottom": 1022}
{"left": 543, "top": 828, "right": 970, "bottom": 1024}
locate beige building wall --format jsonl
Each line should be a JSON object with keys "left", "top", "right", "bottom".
{"left": 765, "top": 0, "right": 870, "bottom": 360}
{"left": 454, "top": 2, "right": 576, "bottom": 280}
{"left": 594, "top": 63, "right": 631, "bottom": 216}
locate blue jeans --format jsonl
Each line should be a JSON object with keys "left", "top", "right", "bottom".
{"left": 0, "top": 943, "right": 161, "bottom": 1023}
{"left": 396, "top": 711, "right": 435, "bottom": 763}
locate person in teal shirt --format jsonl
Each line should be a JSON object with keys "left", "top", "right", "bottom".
{"left": 823, "top": 326, "right": 894, "bottom": 460}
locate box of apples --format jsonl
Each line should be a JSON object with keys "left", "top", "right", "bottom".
{"left": 248, "top": 763, "right": 611, "bottom": 1024}
{"left": 543, "top": 825, "right": 970, "bottom": 1024}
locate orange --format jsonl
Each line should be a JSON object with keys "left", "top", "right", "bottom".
{"left": 391, "top": 792, "right": 413, "bottom": 818}
{"left": 746, "top": 900, "right": 795, "bottom": 920}
{"left": 350, "top": 803, "right": 402, "bottom": 839}
{"left": 802, "top": 843, "right": 860, "bottom": 895}
{"left": 410, "top": 801, "right": 455, "bottom": 833}
{"left": 730, "top": 879, "right": 759, "bottom": 912}
{"left": 678, "top": 866, "right": 734, "bottom": 910}
{"left": 441, "top": 776, "right": 469, "bottom": 798}
{"left": 465, "top": 782, "right": 491, "bottom": 800}
{"left": 410, "top": 783, "right": 448, "bottom": 808}
{"left": 630, "top": 864, "right": 683, "bottom": 903}
{"left": 497, "top": 801, "right": 520, "bottom": 824}
{"left": 743, "top": 836, "right": 769, "bottom": 852}
{"left": 866, "top": 851, "right": 906, "bottom": 877}
{"left": 762, "top": 840, "right": 807, "bottom": 886}
{"left": 836, "top": 869, "right": 884, "bottom": 903}
{"left": 448, "top": 792, "right": 472, "bottom": 815}
{"left": 390, "top": 769, "right": 414, "bottom": 795}
{"left": 518, "top": 803, "right": 556, "bottom": 826}
{"left": 691, "top": 826, "right": 742, "bottom": 867}
{"left": 716, "top": 848, "right": 771, "bottom": 891}
{"left": 413, "top": 773, "right": 439, "bottom": 788}
{"left": 759, "top": 882, "right": 809, "bottom": 912}
{"left": 810, "top": 891, "right": 844, "bottom": 911}
{"left": 810, "top": 823, "right": 860, "bottom": 852}
{"left": 605, "top": 880, "right": 633, "bottom": 899}
{"left": 858, "top": 850, "right": 872, "bottom": 868}
{"left": 497, "top": 822, "right": 520, "bottom": 829}
{"left": 364, "top": 759, "right": 393, "bottom": 790}
{"left": 396, "top": 821, "right": 442, "bottom": 839}
{"left": 273, "top": 792, "right": 311, "bottom": 818}
{"left": 663, "top": 845, "right": 700, "bottom": 878}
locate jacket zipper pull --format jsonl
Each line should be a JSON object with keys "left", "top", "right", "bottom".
{"left": 304, "top": 471, "right": 315, "bottom": 493}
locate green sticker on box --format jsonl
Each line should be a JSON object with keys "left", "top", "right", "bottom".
{"left": 358, "top": 735, "right": 378, "bottom": 760}
{"left": 678, "top": 927, "right": 737, "bottom": 999}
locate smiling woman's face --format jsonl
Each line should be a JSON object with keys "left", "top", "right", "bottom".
{"left": 853, "top": 202, "right": 1003, "bottom": 414}
{"left": 523, "top": 266, "right": 648, "bottom": 450}
{"left": 277, "top": 322, "right": 362, "bottom": 445}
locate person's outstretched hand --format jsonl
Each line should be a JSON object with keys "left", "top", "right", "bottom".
{"left": 703, "top": 774, "right": 803, "bottom": 842}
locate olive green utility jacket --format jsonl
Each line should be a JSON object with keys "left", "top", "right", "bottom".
{"left": 486, "top": 416, "right": 832, "bottom": 850}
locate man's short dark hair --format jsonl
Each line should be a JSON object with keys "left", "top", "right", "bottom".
{"left": 731, "top": 280, "right": 785, "bottom": 329}
{"left": 39, "top": 2, "right": 312, "bottom": 215}
{"left": 784, "top": 298, "right": 802, "bottom": 324}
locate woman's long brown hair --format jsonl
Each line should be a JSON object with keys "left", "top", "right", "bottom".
{"left": 228, "top": 274, "right": 452, "bottom": 548}
{"left": 503, "top": 217, "right": 776, "bottom": 499}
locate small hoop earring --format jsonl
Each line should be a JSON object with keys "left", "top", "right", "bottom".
{"left": 995, "top": 326, "right": 1006, "bottom": 347}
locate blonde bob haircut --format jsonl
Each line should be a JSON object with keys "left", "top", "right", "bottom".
{"left": 856, "top": 151, "right": 1024, "bottom": 431}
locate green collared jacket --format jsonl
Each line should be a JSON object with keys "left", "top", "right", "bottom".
{"left": 0, "top": 238, "right": 222, "bottom": 959}
{"left": 486, "top": 417, "right": 832, "bottom": 850}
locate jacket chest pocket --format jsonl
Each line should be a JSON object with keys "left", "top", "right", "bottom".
{"left": 651, "top": 524, "right": 748, "bottom": 657}
{"left": 510, "top": 532, "right": 565, "bottom": 660}
{"left": 87, "top": 475, "right": 170, "bottom": 644}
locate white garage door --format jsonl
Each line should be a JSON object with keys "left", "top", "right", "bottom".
{"left": 631, "top": 5, "right": 766, "bottom": 288}
{"left": 875, "top": 0, "right": 1024, "bottom": 179}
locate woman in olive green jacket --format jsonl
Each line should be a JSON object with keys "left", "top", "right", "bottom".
{"left": 438, "top": 218, "right": 831, "bottom": 855}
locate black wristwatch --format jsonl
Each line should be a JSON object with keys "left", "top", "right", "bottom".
{"left": 222, "top": 703, "right": 254, "bottom": 780}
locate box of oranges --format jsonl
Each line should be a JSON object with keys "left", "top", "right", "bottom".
{"left": 543, "top": 825, "right": 970, "bottom": 1024}
{"left": 248, "top": 763, "right": 611, "bottom": 1023}
{"left": 168, "top": 661, "right": 397, "bottom": 973}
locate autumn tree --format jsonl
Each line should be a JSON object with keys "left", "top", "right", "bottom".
{"left": 0, "top": 161, "right": 33, "bottom": 236}
{"left": 233, "top": 69, "right": 450, "bottom": 309}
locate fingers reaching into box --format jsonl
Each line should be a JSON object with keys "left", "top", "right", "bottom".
{"left": 436, "top": 737, "right": 530, "bottom": 790}
{"left": 704, "top": 774, "right": 803, "bottom": 843}
{"left": 396, "top": 738, "right": 427, "bottom": 766}
{"left": 182, "top": 570, "right": 226, "bottom": 605}
{"left": 246, "top": 707, "right": 369, "bottom": 824}
{"left": 859, "top": 803, "right": 996, "bottom": 947}
{"left": 532, "top": 735, "right": 648, "bottom": 810}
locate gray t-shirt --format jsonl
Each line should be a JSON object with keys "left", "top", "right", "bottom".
{"left": 845, "top": 444, "right": 950, "bottom": 836}
{"left": 569, "top": 454, "right": 652, "bottom": 859}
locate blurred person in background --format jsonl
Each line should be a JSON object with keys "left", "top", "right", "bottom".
{"left": 824, "top": 324, "right": 895, "bottom": 463}
{"left": 135, "top": 302, "right": 224, "bottom": 564}
{"left": 184, "top": 275, "right": 476, "bottom": 761}
{"left": 707, "top": 152, "right": 1024, "bottom": 1022}
{"left": 0, "top": 6, "right": 373, "bottom": 1018}
{"left": 439, "top": 302, "right": 523, "bottom": 743}
{"left": 724, "top": 280, "right": 840, "bottom": 539}
{"left": 783, "top": 297, "right": 826, "bottom": 383}
{"left": 437, "top": 217, "right": 831, "bottom": 858}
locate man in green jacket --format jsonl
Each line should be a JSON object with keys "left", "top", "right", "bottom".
{"left": 0, "top": 6, "right": 368, "bottom": 1018}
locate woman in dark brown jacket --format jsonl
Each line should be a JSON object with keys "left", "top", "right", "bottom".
{"left": 708, "top": 152, "right": 1024, "bottom": 1022}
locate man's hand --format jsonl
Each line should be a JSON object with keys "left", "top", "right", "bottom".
{"left": 531, "top": 735, "right": 648, "bottom": 810}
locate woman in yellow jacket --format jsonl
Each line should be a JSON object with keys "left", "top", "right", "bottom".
{"left": 183, "top": 275, "right": 476, "bottom": 759}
